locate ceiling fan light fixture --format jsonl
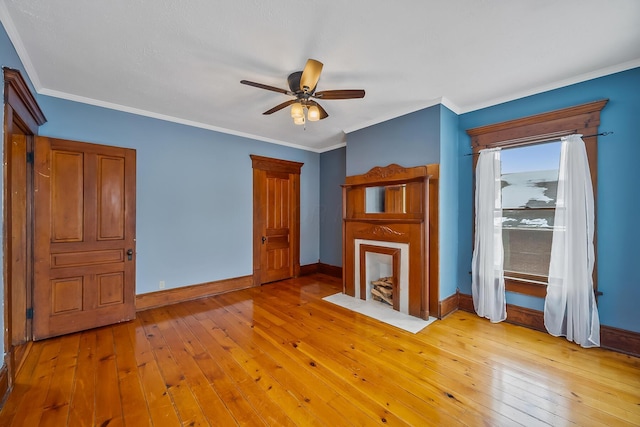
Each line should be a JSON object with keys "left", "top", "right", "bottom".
{"left": 307, "top": 105, "right": 320, "bottom": 122}
{"left": 291, "top": 102, "right": 304, "bottom": 119}
{"left": 242, "top": 58, "right": 364, "bottom": 124}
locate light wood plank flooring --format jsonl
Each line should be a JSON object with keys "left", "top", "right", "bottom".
{"left": 0, "top": 274, "right": 638, "bottom": 426}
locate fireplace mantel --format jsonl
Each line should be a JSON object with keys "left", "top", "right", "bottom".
{"left": 342, "top": 164, "right": 439, "bottom": 319}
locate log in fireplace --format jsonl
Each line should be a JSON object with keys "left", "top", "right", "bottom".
{"left": 371, "top": 277, "right": 394, "bottom": 306}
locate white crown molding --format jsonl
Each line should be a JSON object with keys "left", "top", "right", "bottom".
{"left": 38, "top": 87, "right": 325, "bottom": 153}
{"left": 343, "top": 97, "right": 461, "bottom": 135}
{"left": 439, "top": 97, "right": 462, "bottom": 115}
{"left": 0, "top": 2, "right": 43, "bottom": 90}
{"left": 317, "top": 141, "right": 346, "bottom": 154}
{"left": 460, "top": 58, "right": 640, "bottom": 114}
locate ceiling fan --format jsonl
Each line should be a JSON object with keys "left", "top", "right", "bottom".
{"left": 240, "top": 59, "right": 365, "bottom": 125}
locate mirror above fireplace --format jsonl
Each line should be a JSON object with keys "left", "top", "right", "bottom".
{"left": 365, "top": 184, "right": 407, "bottom": 214}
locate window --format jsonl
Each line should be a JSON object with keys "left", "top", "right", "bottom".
{"left": 466, "top": 99, "right": 608, "bottom": 297}
{"left": 501, "top": 142, "right": 561, "bottom": 283}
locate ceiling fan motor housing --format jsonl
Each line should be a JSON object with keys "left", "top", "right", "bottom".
{"left": 288, "top": 71, "right": 309, "bottom": 94}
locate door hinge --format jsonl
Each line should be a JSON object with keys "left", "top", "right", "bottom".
{"left": 26, "top": 307, "right": 33, "bottom": 319}
{"left": 26, "top": 151, "right": 34, "bottom": 164}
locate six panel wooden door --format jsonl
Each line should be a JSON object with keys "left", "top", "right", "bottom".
{"left": 33, "top": 137, "right": 136, "bottom": 340}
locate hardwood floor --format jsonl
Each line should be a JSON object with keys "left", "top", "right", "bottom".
{"left": 1, "top": 274, "right": 639, "bottom": 426}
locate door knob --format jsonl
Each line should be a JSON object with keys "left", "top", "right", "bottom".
{"left": 262, "top": 236, "right": 266, "bottom": 244}
{"left": 127, "top": 249, "right": 133, "bottom": 260}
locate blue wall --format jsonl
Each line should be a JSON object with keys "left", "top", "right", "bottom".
{"left": 346, "top": 106, "right": 440, "bottom": 176}
{"left": 319, "top": 147, "right": 345, "bottom": 267}
{"left": 438, "top": 105, "right": 460, "bottom": 299}
{"left": 458, "top": 67, "right": 640, "bottom": 332}
{"left": 36, "top": 96, "right": 320, "bottom": 294}
{"left": 341, "top": 104, "right": 461, "bottom": 300}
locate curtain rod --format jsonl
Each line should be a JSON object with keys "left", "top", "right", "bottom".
{"left": 464, "top": 131, "right": 613, "bottom": 156}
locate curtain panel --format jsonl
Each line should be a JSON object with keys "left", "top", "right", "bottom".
{"left": 471, "top": 148, "right": 506, "bottom": 323}
{"left": 544, "top": 135, "right": 600, "bottom": 347}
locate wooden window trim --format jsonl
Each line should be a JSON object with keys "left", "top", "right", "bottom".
{"left": 505, "top": 278, "right": 548, "bottom": 298}
{"left": 467, "top": 99, "right": 608, "bottom": 297}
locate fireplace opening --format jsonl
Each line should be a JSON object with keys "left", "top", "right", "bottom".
{"left": 365, "top": 250, "right": 396, "bottom": 310}
{"left": 357, "top": 242, "right": 407, "bottom": 313}
{"left": 354, "top": 239, "right": 410, "bottom": 314}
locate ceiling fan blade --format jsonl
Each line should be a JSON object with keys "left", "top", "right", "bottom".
{"left": 314, "top": 89, "right": 365, "bottom": 100}
{"left": 300, "top": 59, "right": 323, "bottom": 92}
{"left": 307, "top": 100, "right": 329, "bottom": 119}
{"left": 263, "top": 99, "right": 297, "bottom": 115}
{"left": 241, "top": 80, "right": 293, "bottom": 96}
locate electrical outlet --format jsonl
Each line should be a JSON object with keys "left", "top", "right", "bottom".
{"left": 159, "top": 280, "right": 165, "bottom": 289}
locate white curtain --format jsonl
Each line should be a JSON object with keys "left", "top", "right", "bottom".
{"left": 472, "top": 148, "right": 506, "bottom": 323}
{"left": 544, "top": 134, "right": 600, "bottom": 347}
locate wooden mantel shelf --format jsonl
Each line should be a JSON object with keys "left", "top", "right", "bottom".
{"left": 343, "top": 218, "right": 425, "bottom": 224}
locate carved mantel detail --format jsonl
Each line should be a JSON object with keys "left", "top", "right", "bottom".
{"left": 369, "top": 225, "right": 405, "bottom": 238}
{"left": 363, "top": 164, "right": 407, "bottom": 180}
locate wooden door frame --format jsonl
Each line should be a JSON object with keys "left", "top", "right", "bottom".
{"left": 250, "top": 155, "right": 302, "bottom": 286}
{"left": 2, "top": 68, "right": 47, "bottom": 390}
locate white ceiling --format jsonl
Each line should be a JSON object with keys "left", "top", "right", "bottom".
{"left": 2, "top": 1, "right": 639, "bottom": 152}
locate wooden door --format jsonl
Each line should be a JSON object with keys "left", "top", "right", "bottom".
{"left": 33, "top": 137, "right": 136, "bottom": 340}
{"left": 251, "top": 155, "right": 302, "bottom": 285}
